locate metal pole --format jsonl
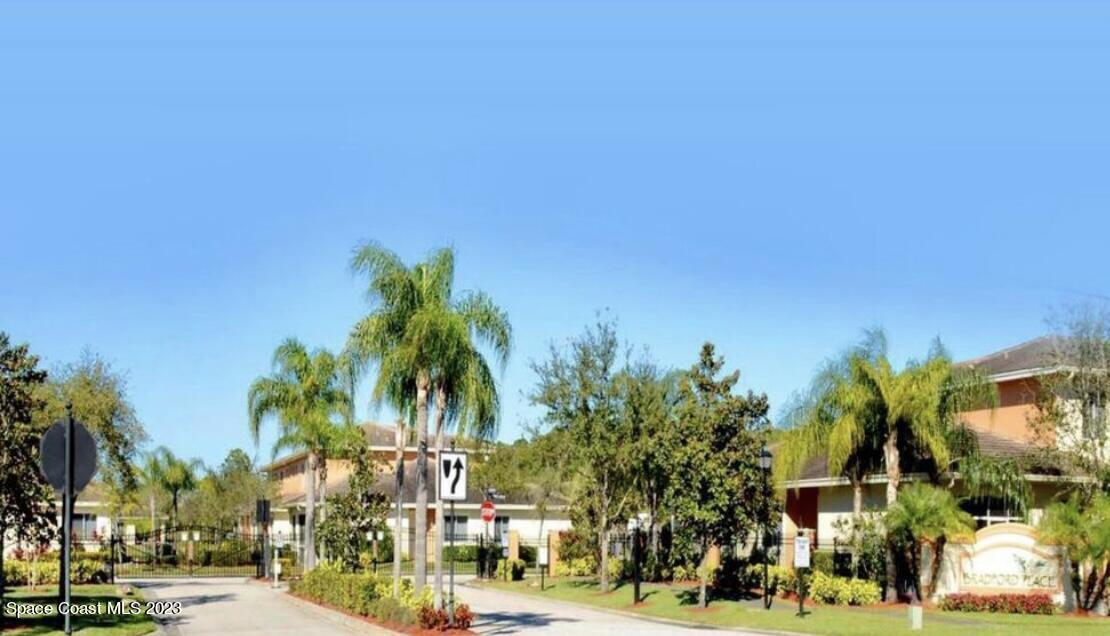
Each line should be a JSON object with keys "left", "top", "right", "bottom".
{"left": 63, "top": 406, "right": 73, "bottom": 635}
{"left": 633, "top": 525, "right": 641, "bottom": 604}
{"left": 762, "top": 469, "right": 770, "bottom": 609}
{"left": 448, "top": 499, "right": 456, "bottom": 628}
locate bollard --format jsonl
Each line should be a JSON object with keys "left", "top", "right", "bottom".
{"left": 908, "top": 604, "right": 922, "bottom": 630}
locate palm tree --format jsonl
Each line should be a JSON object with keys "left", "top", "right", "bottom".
{"left": 885, "top": 483, "right": 974, "bottom": 601}
{"left": 347, "top": 242, "right": 510, "bottom": 600}
{"left": 776, "top": 331, "right": 996, "bottom": 597}
{"left": 137, "top": 452, "right": 164, "bottom": 535}
{"left": 148, "top": 446, "right": 203, "bottom": 529}
{"left": 1039, "top": 493, "right": 1110, "bottom": 611}
{"left": 248, "top": 338, "right": 351, "bottom": 572}
{"left": 428, "top": 290, "right": 511, "bottom": 608}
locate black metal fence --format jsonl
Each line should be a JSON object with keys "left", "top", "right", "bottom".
{"left": 112, "top": 527, "right": 264, "bottom": 578}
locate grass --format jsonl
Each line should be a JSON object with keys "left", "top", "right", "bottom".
{"left": 478, "top": 578, "right": 1110, "bottom": 636}
{"left": 1, "top": 584, "right": 156, "bottom": 635}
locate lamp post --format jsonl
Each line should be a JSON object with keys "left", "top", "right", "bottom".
{"left": 759, "top": 445, "right": 773, "bottom": 610}
{"left": 627, "top": 516, "right": 642, "bottom": 605}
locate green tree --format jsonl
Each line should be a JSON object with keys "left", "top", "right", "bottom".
{"left": 531, "top": 319, "right": 634, "bottom": 593}
{"left": 885, "top": 483, "right": 974, "bottom": 602}
{"left": 147, "top": 446, "right": 204, "bottom": 528}
{"left": 248, "top": 338, "right": 351, "bottom": 572}
{"left": 179, "top": 449, "right": 273, "bottom": 528}
{"left": 35, "top": 351, "right": 148, "bottom": 521}
{"left": 1038, "top": 492, "right": 1110, "bottom": 611}
{"left": 0, "top": 333, "right": 54, "bottom": 614}
{"left": 348, "top": 242, "right": 509, "bottom": 599}
{"left": 666, "top": 343, "right": 771, "bottom": 608}
{"left": 317, "top": 435, "right": 390, "bottom": 572}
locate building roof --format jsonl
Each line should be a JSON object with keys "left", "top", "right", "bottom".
{"left": 956, "top": 336, "right": 1059, "bottom": 380}
{"left": 784, "top": 428, "right": 1054, "bottom": 485}
{"left": 261, "top": 422, "right": 458, "bottom": 472}
{"left": 277, "top": 458, "right": 563, "bottom": 509}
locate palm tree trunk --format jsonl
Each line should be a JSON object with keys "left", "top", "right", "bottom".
{"left": 414, "top": 371, "right": 431, "bottom": 593}
{"left": 393, "top": 419, "right": 404, "bottom": 599}
{"left": 304, "top": 450, "right": 318, "bottom": 572}
{"left": 927, "top": 537, "right": 947, "bottom": 600}
{"left": 318, "top": 456, "right": 328, "bottom": 563}
{"left": 884, "top": 431, "right": 900, "bottom": 601}
{"left": 433, "top": 385, "right": 447, "bottom": 610}
{"left": 851, "top": 480, "right": 863, "bottom": 575}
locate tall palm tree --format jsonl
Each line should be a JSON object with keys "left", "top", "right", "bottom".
{"left": 137, "top": 452, "right": 164, "bottom": 535}
{"left": 248, "top": 338, "right": 351, "bottom": 572}
{"left": 148, "top": 446, "right": 203, "bottom": 529}
{"left": 347, "top": 242, "right": 510, "bottom": 599}
{"left": 429, "top": 290, "right": 511, "bottom": 608}
{"left": 776, "top": 331, "right": 996, "bottom": 598}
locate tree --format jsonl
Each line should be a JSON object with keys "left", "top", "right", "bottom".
{"left": 35, "top": 351, "right": 148, "bottom": 521}
{"left": 317, "top": 435, "right": 390, "bottom": 572}
{"left": 0, "top": 334, "right": 54, "bottom": 614}
{"left": 531, "top": 319, "right": 634, "bottom": 593}
{"left": 885, "top": 483, "right": 974, "bottom": 602}
{"left": 775, "top": 330, "right": 995, "bottom": 599}
{"left": 348, "top": 242, "right": 509, "bottom": 599}
{"left": 1038, "top": 492, "right": 1110, "bottom": 611}
{"left": 248, "top": 338, "right": 351, "bottom": 572}
{"left": 666, "top": 343, "right": 770, "bottom": 608}
{"left": 145, "top": 447, "right": 203, "bottom": 528}
{"left": 179, "top": 449, "right": 273, "bottom": 529}
{"left": 1032, "top": 303, "right": 1110, "bottom": 499}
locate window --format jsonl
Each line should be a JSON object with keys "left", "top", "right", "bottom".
{"left": 73, "top": 514, "right": 97, "bottom": 540}
{"left": 445, "top": 515, "right": 468, "bottom": 541}
{"left": 494, "top": 516, "right": 510, "bottom": 540}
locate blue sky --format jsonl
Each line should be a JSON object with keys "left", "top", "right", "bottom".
{"left": 4, "top": 1, "right": 1110, "bottom": 467}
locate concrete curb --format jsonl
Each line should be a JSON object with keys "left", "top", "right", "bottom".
{"left": 462, "top": 582, "right": 808, "bottom": 636}
{"left": 280, "top": 590, "right": 404, "bottom": 635}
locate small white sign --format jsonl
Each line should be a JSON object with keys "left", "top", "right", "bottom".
{"left": 794, "top": 536, "right": 811, "bottom": 569}
{"left": 539, "top": 546, "right": 549, "bottom": 566}
{"left": 438, "top": 450, "right": 468, "bottom": 502}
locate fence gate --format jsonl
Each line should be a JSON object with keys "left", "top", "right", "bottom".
{"left": 112, "top": 526, "right": 263, "bottom": 578}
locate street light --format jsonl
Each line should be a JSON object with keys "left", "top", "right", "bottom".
{"left": 759, "top": 445, "right": 773, "bottom": 609}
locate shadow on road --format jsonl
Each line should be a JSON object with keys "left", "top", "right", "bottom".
{"left": 474, "top": 610, "right": 581, "bottom": 634}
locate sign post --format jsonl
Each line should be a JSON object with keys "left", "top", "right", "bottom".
{"left": 39, "top": 406, "right": 98, "bottom": 636}
{"left": 480, "top": 500, "right": 496, "bottom": 578}
{"left": 794, "top": 535, "right": 811, "bottom": 618}
{"left": 438, "top": 447, "right": 467, "bottom": 627}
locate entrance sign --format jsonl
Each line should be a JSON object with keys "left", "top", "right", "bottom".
{"left": 794, "top": 536, "right": 811, "bottom": 569}
{"left": 480, "top": 499, "right": 496, "bottom": 523}
{"left": 941, "top": 523, "right": 1064, "bottom": 602}
{"left": 439, "top": 450, "right": 468, "bottom": 502}
{"left": 40, "top": 419, "right": 97, "bottom": 493}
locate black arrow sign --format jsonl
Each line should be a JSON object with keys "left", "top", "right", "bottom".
{"left": 451, "top": 458, "right": 463, "bottom": 494}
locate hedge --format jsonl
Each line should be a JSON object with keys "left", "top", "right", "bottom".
{"left": 807, "top": 571, "right": 881, "bottom": 606}
{"left": 288, "top": 564, "right": 476, "bottom": 629}
{"left": 496, "top": 559, "right": 526, "bottom": 581}
{"left": 939, "top": 593, "right": 1055, "bottom": 615}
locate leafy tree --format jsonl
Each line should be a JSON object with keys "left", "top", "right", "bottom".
{"left": 147, "top": 446, "right": 204, "bottom": 528}
{"left": 666, "top": 343, "right": 771, "bottom": 608}
{"left": 530, "top": 319, "right": 633, "bottom": 592}
{"left": 248, "top": 338, "right": 351, "bottom": 572}
{"left": 35, "top": 351, "right": 148, "bottom": 520}
{"left": 885, "top": 483, "right": 974, "bottom": 602}
{"left": 1038, "top": 492, "right": 1110, "bottom": 611}
{"left": 0, "top": 333, "right": 54, "bottom": 612}
{"left": 179, "top": 449, "right": 273, "bottom": 529}
{"left": 347, "top": 242, "right": 509, "bottom": 599}
{"left": 1032, "top": 303, "right": 1110, "bottom": 499}
{"left": 317, "top": 436, "right": 390, "bottom": 572}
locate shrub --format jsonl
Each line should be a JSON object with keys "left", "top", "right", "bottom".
{"left": 443, "top": 545, "right": 479, "bottom": 562}
{"left": 554, "top": 556, "right": 596, "bottom": 578}
{"left": 416, "top": 603, "right": 475, "bottom": 631}
{"left": 743, "top": 564, "right": 796, "bottom": 597}
{"left": 807, "top": 571, "right": 881, "bottom": 606}
{"left": 939, "top": 593, "right": 1055, "bottom": 615}
{"left": 607, "top": 557, "right": 627, "bottom": 582}
{"left": 518, "top": 545, "right": 537, "bottom": 564}
{"left": 2, "top": 558, "right": 108, "bottom": 586}
{"left": 452, "top": 603, "right": 474, "bottom": 629}
{"left": 811, "top": 550, "right": 835, "bottom": 575}
{"left": 497, "top": 558, "right": 526, "bottom": 581}
{"left": 367, "top": 597, "right": 417, "bottom": 626}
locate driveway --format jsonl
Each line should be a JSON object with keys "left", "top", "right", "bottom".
{"left": 460, "top": 583, "right": 765, "bottom": 635}
{"left": 130, "top": 577, "right": 386, "bottom": 635}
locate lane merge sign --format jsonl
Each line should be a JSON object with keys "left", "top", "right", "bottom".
{"left": 439, "top": 450, "right": 468, "bottom": 502}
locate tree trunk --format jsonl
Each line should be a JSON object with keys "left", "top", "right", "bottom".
{"left": 318, "top": 456, "right": 328, "bottom": 562}
{"left": 304, "top": 450, "right": 318, "bottom": 572}
{"left": 433, "top": 385, "right": 447, "bottom": 610}
{"left": 699, "top": 541, "right": 709, "bottom": 608}
{"left": 926, "top": 537, "right": 947, "bottom": 600}
{"left": 413, "top": 371, "right": 430, "bottom": 594}
{"left": 883, "top": 431, "right": 900, "bottom": 601}
{"left": 393, "top": 419, "right": 404, "bottom": 599}
{"left": 850, "top": 480, "right": 863, "bottom": 575}
{"left": 599, "top": 478, "right": 610, "bottom": 593}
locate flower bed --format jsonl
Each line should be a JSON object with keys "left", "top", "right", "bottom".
{"left": 939, "top": 592, "right": 1056, "bottom": 615}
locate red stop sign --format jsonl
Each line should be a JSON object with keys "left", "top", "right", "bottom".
{"left": 480, "top": 499, "right": 496, "bottom": 523}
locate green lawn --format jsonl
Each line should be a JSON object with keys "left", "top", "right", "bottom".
{"left": 2, "top": 584, "right": 156, "bottom": 635}
{"left": 478, "top": 578, "right": 1110, "bottom": 636}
